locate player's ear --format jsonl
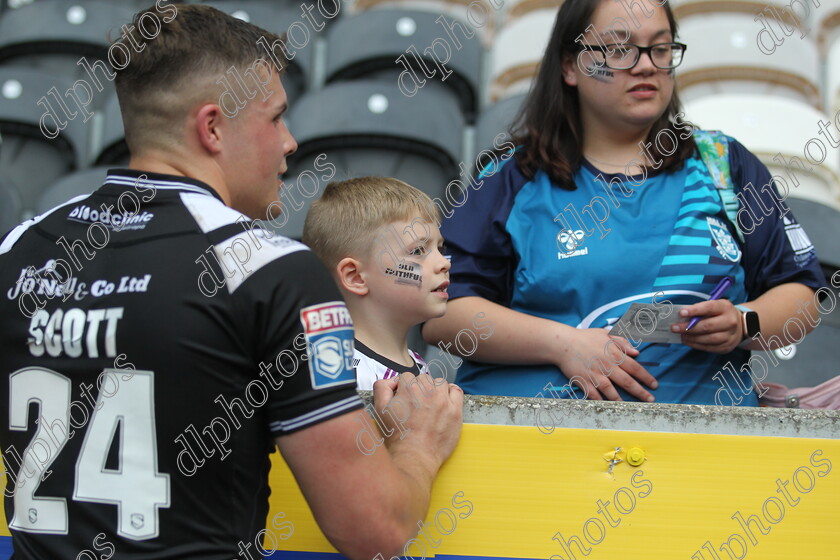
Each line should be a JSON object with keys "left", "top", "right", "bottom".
{"left": 336, "top": 257, "right": 368, "bottom": 296}
{"left": 195, "top": 103, "right": 224, "bottom": 155}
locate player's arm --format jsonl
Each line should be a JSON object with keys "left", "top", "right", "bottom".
{"left": 275, "top": 372, "right": 463, "bottom": 560}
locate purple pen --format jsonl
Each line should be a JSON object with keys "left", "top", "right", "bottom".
{"left": 685, "top": 276, "right": 733, "bottom": 331}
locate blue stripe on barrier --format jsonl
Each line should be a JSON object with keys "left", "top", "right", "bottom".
{"left": 0, "top": 537, "right": 539, "bottom": 560}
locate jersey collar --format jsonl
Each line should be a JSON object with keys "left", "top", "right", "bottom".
{"left": 105, "top": 168, "right": 225, "bottom": 203}
{"left": 354, "top": 339, "right": 423, "bottom": 375}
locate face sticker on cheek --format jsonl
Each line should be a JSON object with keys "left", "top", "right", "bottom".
{"left": 384, "top": 260, "right": 423, "bottom": 288}
{"left": 576, "top": 49, "right": 616, "bottom": 83}
{"left": 585, "top": 64, "right": 615, "bottom": 83}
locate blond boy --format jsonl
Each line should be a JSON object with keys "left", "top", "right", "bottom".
{"left": 303, "top": 177, "right": 451, "bottom": 390}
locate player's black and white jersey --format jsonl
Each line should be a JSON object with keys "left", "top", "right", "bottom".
{"left": 0, "top": 170, "right": 362, "bottom": 559}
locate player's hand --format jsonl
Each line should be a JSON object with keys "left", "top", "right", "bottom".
{"left": 672, "top": 299, "right": 743, "bottom": 354}
{"left": 372, "top": 373, "right": 463, "bottom": 468}
{"left": 554, "top": 328, "right": 658, "bottom": 402}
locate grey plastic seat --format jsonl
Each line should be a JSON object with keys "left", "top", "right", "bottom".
{"left": 472, "top": 93, "right": 524, "bottom": 173}
{"left": 276, "top": 80, "right": 464, "bottom": 240}
{"left": 35, "top": 166, "right": 109, "bottom": 215}
{"left": 0, "top": 1, "right": 135, "bottom": 80}
{"left": 764, "top": 319, "right": 840, "bottom": 389}
{"left": 93, "top": 91, "right": 128, "bottom": 166}
{"left": 0, "top": 174, "right": 22, "bottom": 236}
{"left": 324, "top": 9, "right": 481, "bottom": 121}
{"left": 0, "top": 68, "right": 87, "bottom": 218}
{"left": 203, "top": 1, "right": 321, "bottom": 107}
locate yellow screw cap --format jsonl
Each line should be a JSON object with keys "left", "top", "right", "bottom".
{"left": 626, "top": 447, "right": 645, "bottom": 466}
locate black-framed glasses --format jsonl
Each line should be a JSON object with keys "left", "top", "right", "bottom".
{"left": 575, "top": 42, "right": 687, "bottom": 70}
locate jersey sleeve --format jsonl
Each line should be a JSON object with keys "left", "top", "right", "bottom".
{"left": 728, "top": 138, "right": 828, "bottom": 297}
{"left": 235, "top": 245, "right": 362, "bottom": 436}
{"left": 441, "top": 156, "right": 527, "bottom": 305}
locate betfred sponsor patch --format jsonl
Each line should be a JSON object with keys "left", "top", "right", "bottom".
{"left": 300, "top": 302, "right": 355, "bottom": 389}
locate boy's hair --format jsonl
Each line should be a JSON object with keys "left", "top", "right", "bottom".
{"left": 303, "top": 177, "right": 440, "bottom": 271}
{"left": 114, "top": 3, "right": 287, "bottom": 155}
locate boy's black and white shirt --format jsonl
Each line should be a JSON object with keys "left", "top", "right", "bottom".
{"left": 0, "top": 170, "right": 362, "bottom": 559}
{"left": 353, "top": 339, "right": 429, "bottom": 390}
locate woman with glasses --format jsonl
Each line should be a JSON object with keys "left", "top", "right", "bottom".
{"left": 423, "top": 0, "right": 826, "bottom": 405}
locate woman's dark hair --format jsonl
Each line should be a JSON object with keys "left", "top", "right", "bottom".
{"left": 510, "top": 0, "right": 695, "bottom": 189}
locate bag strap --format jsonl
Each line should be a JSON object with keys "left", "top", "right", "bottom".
{"left": 693, "top": 130, "right": 744, "bottom": 243}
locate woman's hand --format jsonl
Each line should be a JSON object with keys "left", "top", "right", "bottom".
{"left": 553, "top": 327, "right": 659, "bottom": 402}
{"left": 672, "top": 299, "right": 743, "bottom": 354}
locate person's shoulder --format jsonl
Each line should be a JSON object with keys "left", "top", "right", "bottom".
{"left": 693, "top": 130, "right": 760, "bottom": 167}
{"left": 181, "top": 192, "right": 310, "bottom": 271}
{"left": 178, "top": 201, "right": 318, "bottom": 301}
{"left": 692, "top": 130, "right": 768, "bottom": 187}
{"left": 445, "top": 149, "right": 532, "bottom": 230}
{"left": 0, "top": 193, "right": 91, "bottom": 257}
{"left": 474, "top": 149, "right": 532, "bottom": 194}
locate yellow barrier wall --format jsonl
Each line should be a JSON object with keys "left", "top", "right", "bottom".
{"left": 265, "top": 423, "right": 839, "bottom": 559}
{"left": 2, "top": 409, "right": 838, "bottom": 558}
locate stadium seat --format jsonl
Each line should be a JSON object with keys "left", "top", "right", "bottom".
{"left": 275, "top": 80, "right": 464, "bottom": 240}
{"left": 816, "top": 0, "right": 840, "bottom": 54}
{"left": 0, "top": 1, "right": 135, "bottom": 80}
{"left": 0, "top": 68, "right": 87, "bottom": 219}
{"left": 0, "top": 173, "right": 22, "bottom": 235}
{"left": 683, "top": 94, "right": 840, "bottom": 208}
{"left": 93, "top": 91, "right": 128, "bottom": 166}
{"left": 503, "top": 0, "right": 561, "bottom": 21}
{"left": 35, "top": 166, "right": 109, "bottom": 214}
{"left": 826, "top": 30, "right": 840, "bottom": 118}
{"left": 764, "top": 318, "right": 840, "bottom": 389}
{"left": 489, "top": 9, "right": 554, "bottom": 102}
{"left": 674, "top": 0, "right": 815, "bottom": 26}
{"left": 324, "top": 9, "right": 481, "bottom": 121}
{"left": 203, "top": 1, "right": 321, "bottom": 106}
{"left": 471, "top": 93, "right": 523, "bottom": 173}
{"left": 348, "top": 0, "right": 501, "bottom": 45}
{"left": 676, "top": 12, "right": 821, "bottom": 107}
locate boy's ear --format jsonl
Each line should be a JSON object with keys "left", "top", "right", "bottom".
{"left": 336, "top": 257, "right": 368, "bottom": 296}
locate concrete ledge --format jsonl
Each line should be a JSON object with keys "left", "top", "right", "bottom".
{"left": 360, "top": 392, "right": 840, "bottom": 439}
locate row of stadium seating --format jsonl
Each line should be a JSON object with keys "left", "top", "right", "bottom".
{"left": 3, "top": 0, "right": 840, "bottom": 110}
{"left": 2, "top": 1, "right": 839, "bottom": 220}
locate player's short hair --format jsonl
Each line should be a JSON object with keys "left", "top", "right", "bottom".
{"left": 303, "top": 177, "right": 440, "bottom": 271}
{"left": 113, "top": 3, "right": 287, "bottom": 155}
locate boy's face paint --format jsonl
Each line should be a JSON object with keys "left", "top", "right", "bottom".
{"left": 365, "top": 219, "right": 450, "bottom": 327}
{"left": 384, "top": 260, "right": 422, "bottom": 288}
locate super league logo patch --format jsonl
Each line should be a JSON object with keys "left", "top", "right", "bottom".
{"left": 300, "top": 302, "right": 355, "bottom": 389}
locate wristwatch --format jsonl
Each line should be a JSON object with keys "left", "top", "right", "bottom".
{"left": 736, "top": 304, "right": 760, "bottom": 341}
